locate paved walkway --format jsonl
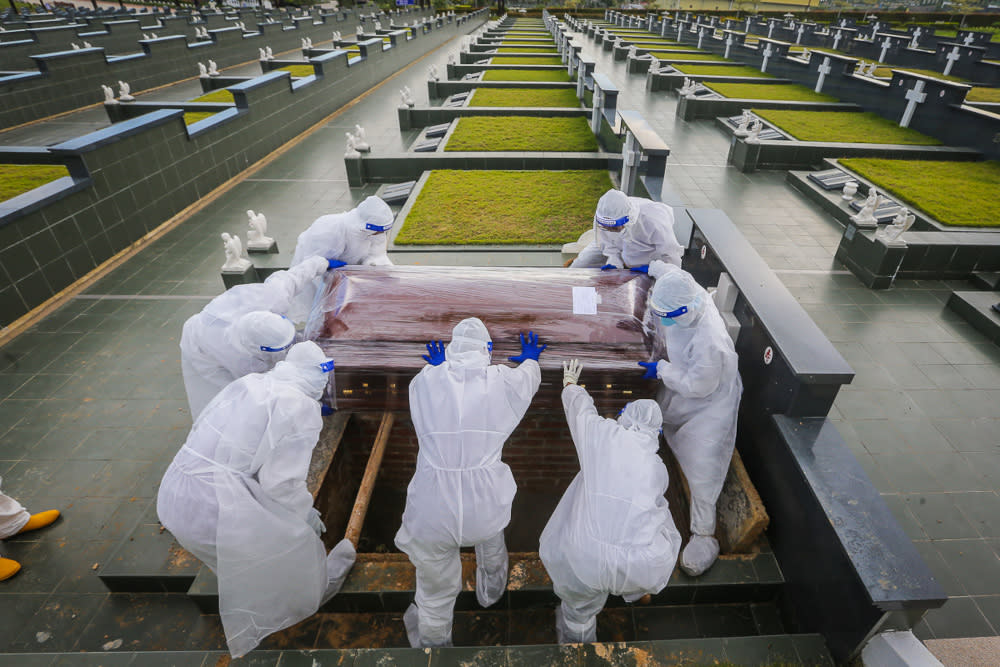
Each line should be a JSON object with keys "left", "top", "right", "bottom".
{"left": 0, "top": 23, "right": 997, "bottom": 657}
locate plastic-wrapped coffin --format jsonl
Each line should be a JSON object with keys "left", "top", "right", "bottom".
{"left": 306, "top": 266, "right": 654, "bottom": 411}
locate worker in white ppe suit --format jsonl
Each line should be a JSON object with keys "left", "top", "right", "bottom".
{"left": 570, "top": 189, "right": 683, "bottom": 272}
{"left": 395, "top": 319, "right": 545, "bottom": 648}
{"left": 540, "top": 359, "right": 682, "bottom": 644}
{"left": 638, "top": 261, "right": 742, "bottom": 577}
{"left": 290, "top": 195, "right": 395, "bottom": 268}
{"left": 157, "top": 341, "right": 355, "bottom": 658}
{"left": 180, "top": 255, "right": 332, "bottom": 419}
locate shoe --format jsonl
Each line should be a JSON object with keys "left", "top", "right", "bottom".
{"left": 16, "top": 510, "right": 60, "bottom": 535}
{"left": 0, "top": 558, "right": 21, "bottom": 581}
{"left": 679, "top": 534, "right": 720, "bottom": 577}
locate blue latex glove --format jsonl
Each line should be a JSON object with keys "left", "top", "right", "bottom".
{"left": 321, "top": 404, "right": 335, "bottom": 416}
{"left": 638, "top": 361, "right": 658, "bottom": 380}
{"left": 509, "top": 331, "right": 547, "bottom": 363}
{"left": 422, "top": 340, "right": 446, "bottom": 366}
{"left": 630, "top": 265, "right": 649, "bottom": 274}
{"left": 600, "top": 264, "right": 619, "bottom": 271}
{"left": 327, "top": 259, "right": 347, "bottom": 270}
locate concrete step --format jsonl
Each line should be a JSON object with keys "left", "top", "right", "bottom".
{"left": 947, "top": 291, "right": 1000, "bottom": 345}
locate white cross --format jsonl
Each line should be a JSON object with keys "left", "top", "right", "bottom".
{"left": 761, "top": 42, "right": 774, "bottom": 72}
{"left": 943, "top": 45, "right": 961, "bottom": 76}
{"left": 725, "top": 33, "right": 734, "bottom": 59}
{"left": 870, "top": 25, "right": 878, "bottom": 41}
{"left": 745, "top": 17, "right": 751, "bottom": 32}
{"left": 900, "top": 79, "right": 926, "bottom": 128}
{"left": 840, "top": 18, "right": 847, "bottom": 27}
{"left": 677, "top": 22, "right": 682, "bottom": 40}
{"left": 661, "top": 19, "right": 668, "bottom": 37}
{"left": 832, "top": 29, "right": 842, "bottom": 50}
{"left": 963, "top": 33, "right": 974, "bottom": 46}
{"left": 697, "top": 27, "right": 704, "bottom": 49}
{"left": 767, "top": 22, "right": 774, "bottom": 39}
{"left": 796, "top": 24, "right": 805, "bottom": 44}
{"left": 879, "top": 35, "right": 893, "bottom": 63}
{"left": 815, "top": 55, "right": 832, "bottom": 93}
{"left": 910, "top": 26, "right": 922, "bottom": 48}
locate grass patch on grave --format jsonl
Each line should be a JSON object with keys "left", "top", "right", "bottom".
{"left": 967, "top": 87, "right": 1000, "bottom": 103}
{"left": 647, "top": 52, "right": 729, "bottom": 61}
{"left": 184, "top": 112, "right": 216, "bottom": 125}
{"left": 753, "top": 110, "right": 941, "bottom": 145}
{"left": 632, "top": 43, "right": 694, "bottom": 51}
{"left": 491, "top": 56, "right": 564, "bottom": 65}
{"left": 871, "top": 66, "right": 969, "bottom": 83}
{"left": 482, "top": 69, "right": 572, "bottom": 82}
{"left": 0, "top": 164, "right": 70, "bottom": 202}
{"left": 444, "top": 116, "right": 599, "bottom": 152}
{"left": 278, "top": 65, "right": 316, "bottom": 78}
{"left": 674, "top": 64, "right": 774, "bottom": 78}
{"left": 838, "top": 159, "right": 1000, "bottom": 227}
{"left": 704, "top": 82, "right": 837, "bottom": 101}
{"left": 190, "top": 89, "right": 234, "bottom": 103}
{"left": 395, "top": 170, "right": 613, "bottom": 245}
{"left": 497, "top": 46, "right": 557, "bottom": 53}
{"left": 469, "top": 87, "right": 580, "bottom": 107}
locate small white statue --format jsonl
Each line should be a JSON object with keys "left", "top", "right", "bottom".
{"left": 801, "top": 48, "right": 811, "bottom": 59}
{"left": 399, "top": 86, "right": 414, "bottom": 108}
{"left": 302, "top": 37, "right": 309, "bottom": 49}
{"left": 237, "top": 22, "right": 245, "bottom": 31}
{"left": 865, "top": 62, "right": 878, "bottom": 77}
{"left": 101, "top": 84, "right": 117, "bottom": 104}
{"left": 855, "top": 59, "right": 866, "bottom": 75}
{"left": 345, "top": 132, "right": 361, "bottom": 158}
{"left": 117, "top": 80, "right": 134, "bottom": 102}
{"left": 877, "top": 208, "right": 916, "bottom": 243}
{"left": 246, "top": 210, "right": 275, "bottom": 250}
{"left": 374, "top": 20, "right": 382, "bottom": 31}
{"left": 83, "top": 41, "right": 92, "bottom": 48}
{"left": 356, "top": 25, "right": 364, "bottom": 36}
{"left": 428, "top": 64, "right": 439, "bottom": 81}
{"left": 198, "top": 62, "right": 209, "bottom": 78}
{"left": 851, "top": 188, "right": 883, "bottom": 226}
{"left": 143, "top": 32, "right": 150, "bottom": 40}
{"left": 265, "top": 46, "right": 274, "bottom": 60}
{"left": 679, "top": 77, "right": 694, "bottom": 95}
{"left": 734, "top": 111, "right": 752, "bottom": 137}
{"left": 649, "top": 56, "right": 660, "bottom": 72}
{"left": 150, "top": 33, "right": 158, "bottom": 39}
{"left": 207, "top": 60, "right": 219, "bottom": 76}
{"left": 71, "top": 42, "right": 80, "bottom": 50}
{"left": 627, "top": 45, "right": 637, "bottom": 59}
{"left": 351, "top": 125, "right": 370, "bottom": 152}
{"left": 744, "top": 119, "right": 763, "bottom": 143}
{"left": 842, "top": 180, "right": 859, "bottom": 200}
{"left": 448, "top": 52, "right": 456, "bottom": 65}
{"left": 259, "top": 48, "right": 267, "bottom": 60}
{"left": 221, "top": 232, "right": 252, "bottom": 272}
{"left": 412, "top": 19, "right": 419, "bottom": 28}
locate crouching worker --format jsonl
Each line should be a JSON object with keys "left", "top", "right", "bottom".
{"left": 157, "top": 341, "right": 355, "bottom": 658}
{"left": 291, "top": 195, "right": 395, "bottom": 268}
{"left": 395, "top": 319, "right": 545, "bottom": 648}
{"left": 540, "top": 359, "right": 681, "bottom": 644}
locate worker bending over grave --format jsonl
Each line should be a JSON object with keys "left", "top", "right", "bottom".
{"left": 157, "top": 341, "right": 355, "bottom": 658}
{"left": 540, "top": 359, "right": 681, "bottom": 644}
{"left": 639, "top": 261, "right": 743, "bottom": 576}
{"left": 395, "top": 319, "right": 545, "bottom": 648}
{"left": 0, "top": 484, "right": 60, "bottom": 581}
{"left": 570, "top": 188, "right": 683, "bottom": 272}
{"left": 290, "top": 195, "right": 395, "bottom": 268}
{"left": 180, "top": 254, "right": 336, "bottom": 419}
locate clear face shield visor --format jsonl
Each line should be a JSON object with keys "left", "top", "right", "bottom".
{"left": 595, "top": 213, "right": 629, "bottom": 232}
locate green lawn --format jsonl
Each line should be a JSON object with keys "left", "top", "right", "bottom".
{"left": 491, "top": 56, "right": 564, "bottom": 65}
{"left": 395, "top": 170, "right": 614, "bottom": 245}
{"left": 497, "top": 46, "right": 557, "bottom": 53}
{"left": 469, "top": 87, "right": 580, "bottom": 108}
{"left": 753, "top": 110, "right": 941, "bottom": 145}
{"left": 481, "top": 69, "right": 572, "bottom": 82}
{"left": 444, "top": 116, "right": 598, "bottom": 152}
{"left": 838, "top": 159, "right": 1000, "bottom": 228}
{"left": 674, "top": 64, "right": 774, "bottom": 78}
{"left": 967, "top": 87, "right": 1000, "bottom": 103}
{"left": 871, "top": 66, "right": 969, "bottom": 84}
{"left": 278, "top": 64, "right": 316, "bottom": 78}
{"left": 0, "top": 164, "right": 70, "bottom": 202}
{"left": 190, "top": 89, "right": 234, "bottom": 103}
{"left": 184, "top": 112, "right": 215, "bottom": 125}
{"left": 648, "top": 52, "right": 728, "bottom": 62}
{"left": 704, "top": 82, "right": 837, "bottom": 102}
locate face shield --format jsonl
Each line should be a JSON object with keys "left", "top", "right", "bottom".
{"left": 649, "top": 266, "right": 706, "bottom": 329}
{"left": 356, "top": 196, "right": 394, "bottom": 237}
{"left": 236, "top": 312, "right": 297, "bottom": 358}
{"left": 447, "top": 317, "right": 493, "bottom": 359}
{"left": 281, "top": 341, "right": 336, "bottom": 401}
{"left": 594, "top": 189, "right": 638, "bottom": 232}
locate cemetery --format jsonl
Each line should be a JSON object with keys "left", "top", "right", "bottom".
{"left": 0, "top": 4, "right": 998, "bottom": 666}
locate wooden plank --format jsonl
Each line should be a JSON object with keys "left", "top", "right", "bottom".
{"left": 345, "top": 411, "right": 395, "bottom": 547}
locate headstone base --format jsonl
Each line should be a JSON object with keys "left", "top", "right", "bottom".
{"left": 247, "top": 240, "right": 279, "bottom": 254}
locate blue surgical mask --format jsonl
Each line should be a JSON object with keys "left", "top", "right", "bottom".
{"left": 660, "top": 316, "right": 677, "bottom": 327}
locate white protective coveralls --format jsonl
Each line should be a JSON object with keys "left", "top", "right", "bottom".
{"left": 570, "top": 189, "right": 683, "bottom": 270}
{"left": 157, "top": 341, "right": 356, "bottom": 658}
{"left": 395, "top": 318, "right": 542, "bottom": 648}
{"left": 180, "top": 255, "right": 329, "bottom": 419}
{"left": 290, "top": 195, "right": 395, "bottom": 268}
{"left": 540, "top": 387, "right": 682, "bottom": 644}
{"left": 647, "top": 261, "right": 742, "bottom": 577}
{"left": 0, "top": 485, "right": 29, "bottom": 541}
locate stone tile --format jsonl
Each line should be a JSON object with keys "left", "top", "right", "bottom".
{"left": 902, "top": 494, "right": 980, "bottom": 541}
{"left": 954, "top": 492, "right": 1000, "bottom": 540}
{"left": 920, "top": 596, "right": 996, "bottom": 640}
{"left": 933, "top": 540, "right": 1000, "bottom": 597}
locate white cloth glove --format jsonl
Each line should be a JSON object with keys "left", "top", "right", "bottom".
{"left": 648, "top": 259, "right": 671, "bottom": 280}
{"left": 307, "top": 507, "right": 326, "bottom": 536}
{"left": 562, "top": 359, "right": 582, "bottom": 386}
{"left": 655, "top": 359, "right": 673, "bottom": 382}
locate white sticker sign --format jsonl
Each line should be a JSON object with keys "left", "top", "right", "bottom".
{"left": 763, "top": 346, "right": 774, "bottom": 365}
{"left": 572, "top": 286, "right": 598, "bottom": 315}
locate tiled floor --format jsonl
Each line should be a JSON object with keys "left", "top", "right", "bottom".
{"left": 0, "top": 21, "right": 997, "bottom": 658}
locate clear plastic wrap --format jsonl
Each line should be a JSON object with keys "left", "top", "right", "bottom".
{"left": 304, "top": 266, "right": 656, "bottom": 411}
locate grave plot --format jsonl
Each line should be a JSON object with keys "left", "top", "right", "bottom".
{"left": 442, "top": 117, "right": 599, "bottom": 152}
{"left": 491, "top": 56, "right": 563, "bottom": 65}
{"left": 676, "top": 64, "right": 775, "bottom": 79}
{"left": 752, "top": 110, "right": 942, "bottom": 145}
{"left": 467, "top": 87, "right": 582, "bottom": 107}
{"left": 702, "top": 82, "right": 838, "bottom": 101}
{"left": 0, "top": 163, "right": 71, "bottom": 203}
{"left": 481, "top": 68, "right": 572, "bottom": 82}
